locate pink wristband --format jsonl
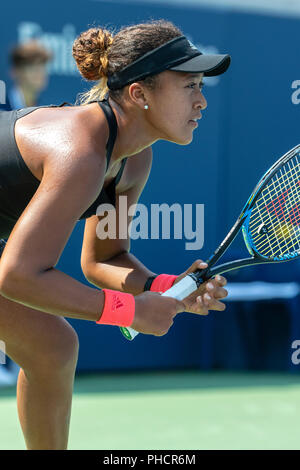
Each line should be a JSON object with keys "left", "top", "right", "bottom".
{"left": 150, "top": 274, "right": 178, "bottom": 293}
{"left": 96, "top": 289, "right": 135, "bottom": 327}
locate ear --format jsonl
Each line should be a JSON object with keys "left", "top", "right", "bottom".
{"left": 127, "top": 82, "right": 148, "bottom": 110}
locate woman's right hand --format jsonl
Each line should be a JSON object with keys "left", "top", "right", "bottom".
{"left": 130, "top": 291, "right": 185, "bottom": 336}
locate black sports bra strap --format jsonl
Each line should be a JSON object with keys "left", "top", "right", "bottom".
{"left": 97, "top": 100, "right": 118, "bottom": 171}
{"left": 58, "top": 101, "right": 72, "bottom": 107}
{"left": 115, "top": 158, "right": 127, "bottom": 186}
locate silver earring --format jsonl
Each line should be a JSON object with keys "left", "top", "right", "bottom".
{"left": 144, "top": 104, "right": 149, "bottom": 110}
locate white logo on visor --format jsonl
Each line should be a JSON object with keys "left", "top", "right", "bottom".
{"left": 187, "top": 40, "right": 198, "bottom": 51}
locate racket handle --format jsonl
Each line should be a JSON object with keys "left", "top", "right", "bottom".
{"left": 120, "top": 274, "right": 198, "bottom": 341}
{"left": 120, "top": 326, "right": 139, "bottom": 341}
{"left": 161, "top": 274, "right": 199, "bottom": 300}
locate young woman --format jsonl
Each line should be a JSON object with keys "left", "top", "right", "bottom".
{"left": 0, "top": 20, "right": 230, "bottom": 449}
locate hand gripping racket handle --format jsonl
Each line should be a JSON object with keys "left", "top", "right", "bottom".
{"left": 120, "top": 274, "right": 200, "bottom": 340}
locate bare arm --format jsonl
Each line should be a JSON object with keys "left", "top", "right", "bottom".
{"left": 80, "top": 146, "right": 228, "bottom": 321}
{"left": 0, "top": 147, "right": 107, "bottom": 322}
{"left": 81, "top": 147, "right": 156, "bottom": 295}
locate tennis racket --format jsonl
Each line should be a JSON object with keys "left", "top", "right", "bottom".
{"left": 120, "top": 144, "right": 300, "bottom": 341}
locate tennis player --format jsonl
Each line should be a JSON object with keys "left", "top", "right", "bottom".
{"left": 0, "top": 20, "right": 230, "bottom": 449}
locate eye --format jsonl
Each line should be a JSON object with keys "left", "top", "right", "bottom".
{"left": 187, "top": 81, "right": 205, "bottom": 91}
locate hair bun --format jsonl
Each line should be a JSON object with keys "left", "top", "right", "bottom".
{"left": 72, "top": 27, "right": 113, "bottom": 81}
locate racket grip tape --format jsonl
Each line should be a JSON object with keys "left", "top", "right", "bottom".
{"left": 120, "top": 274, "right": 199, "bottom": 341}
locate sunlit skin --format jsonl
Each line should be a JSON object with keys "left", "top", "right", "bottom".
{"left": 11, "top": 68, "right": 224, "bottom": 315}
{"left": 0, "top": 68, "right": 226, "bottom": 449}
{"left": 9, "top": 68, "right": 225, "bottom": 317}
{"left": 108, "top": 70, "right": 207, "bottom": 165}
{"left": 105, "top": 71, "right": 224, "bottom": 314}
{"left": 143, "top": 70, "right": 207, "bottom": 145}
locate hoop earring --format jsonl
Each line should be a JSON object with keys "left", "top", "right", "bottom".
{"left": 144, "top": 104, "right": 149, "bottom": 110}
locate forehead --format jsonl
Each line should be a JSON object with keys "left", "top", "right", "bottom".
{"left": 178, "top": 72, "right": 204, "bottom": 80}
{"left": 160, "top": 70, "right": 204, "bottom": 82}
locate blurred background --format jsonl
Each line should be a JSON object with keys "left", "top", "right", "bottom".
{"left": 0, "top": 0, "right": 300, "bottom": 450}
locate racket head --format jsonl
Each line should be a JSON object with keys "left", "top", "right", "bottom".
{"left": 241, "top": 144, "right": 300, "bottom": 262}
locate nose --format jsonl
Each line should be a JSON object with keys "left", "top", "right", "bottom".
{"left": 195, "top": 91, "right": 207, "bottom": 111}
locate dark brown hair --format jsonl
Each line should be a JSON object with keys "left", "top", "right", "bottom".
{"left": 10, "top": 40, "right": 52, "bottom": 68}
{"left": 72, "top": 20, "right": 183, "bottom": 103}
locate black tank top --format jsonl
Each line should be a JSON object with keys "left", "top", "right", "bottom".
{"left": 0, "top": 99, "right": 126, "bottom": 238}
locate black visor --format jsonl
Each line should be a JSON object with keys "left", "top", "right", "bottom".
{"left": 107, "top": 35, "right": 231, "bottom": 90}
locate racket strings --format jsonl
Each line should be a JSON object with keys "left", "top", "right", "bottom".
{"left": 255, "top": 158, "right": 300, "bottom": 255}
{"left": 248, "top": 153, "right": 300, "bottom": 259}
{"left": 251, "top": 158, "right": 300, "bottom": 225}
{"left": 252, "top": 158, "right": 300, "bottom": 230}
{"left": 256, "top": 183, "right": 299, "bottom": 217}
{"left": 253, "top": 156, "right": 300, "bottom": 214}
{"left": 252, "top": 159, "right": 300, "bottom": 257}
{"left": 245, "top": 152, "right": 300, "bottom": 221}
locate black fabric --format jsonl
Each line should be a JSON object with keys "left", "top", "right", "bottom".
{"left": 143, "top": 275, "right": 157, "bottom": 291}
{"left": 0, "top": 99, "right": 126, "bottom": 237}
{"left": 107, "top": 35, "right": 230, "bottom": 90}
{"left": 78, "top": 99, "right": 127, "bottom": 218}
{"left": 0, "top": 238, "right": 6, "bottom": 256}
{"left": 96, "top": 99, "right": 118, "bottom": 171}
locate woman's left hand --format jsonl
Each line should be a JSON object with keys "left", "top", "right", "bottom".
{"left": 173, "top": 260, "right": 228, "bottom": 315}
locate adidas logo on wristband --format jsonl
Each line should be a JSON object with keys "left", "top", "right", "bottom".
{"left": 112, "top": 295, "right": 124, "bottom": 310}
{"left": 97, "top": 289, "right": 135, "bottom": 327}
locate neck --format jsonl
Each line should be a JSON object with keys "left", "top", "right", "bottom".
{"left": 107, "top": 97, "right": 158, "bottom": 163}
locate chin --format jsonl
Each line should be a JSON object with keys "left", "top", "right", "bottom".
{"left": 163, "top": 130, "right": 193, "bottom": 146}
{"left": 174, "top": 135, "right": 193, "bottom": 146}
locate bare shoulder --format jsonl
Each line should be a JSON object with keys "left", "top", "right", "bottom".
{"left": 15, "top": 103, "right": 109, "bottom": 180}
